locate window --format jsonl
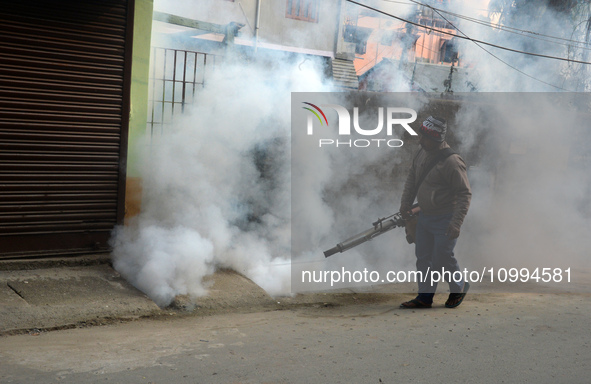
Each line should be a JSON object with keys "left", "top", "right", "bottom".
{"left": 286, "top": 0, "right": 319, "bottom": 23}
{"left": 440, "top": 38, "right": 458, "bottom": 63}
{"left": 343, "top": 25, "right": 372, "bottom": 54}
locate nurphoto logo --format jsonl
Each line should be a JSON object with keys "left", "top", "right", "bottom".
{"left": 302, "top": 102, "right": 418, "bottom": 148}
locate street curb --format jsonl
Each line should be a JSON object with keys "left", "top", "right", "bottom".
{"left": 0, "top": 254, "right": 112, "bottom": 271}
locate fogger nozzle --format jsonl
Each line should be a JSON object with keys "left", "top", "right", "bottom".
{"left": 323, "top": 204, "right": 419, "bottom": 257}
{"left": 323, "top": 246, "right": 340, "bottom": 258}
{"left": 323, "top": 216, "right": 404, "bottom": 257}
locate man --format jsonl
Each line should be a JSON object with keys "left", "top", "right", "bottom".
{"left": 399, "top": 116, "right": 471, "bottom": 309}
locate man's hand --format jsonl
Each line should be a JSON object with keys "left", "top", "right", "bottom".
{"left": 446, "top": 224, "right": 460, "bottom": 239}
{"left": 400, "top": 204, "right": 412, "bottom": 221}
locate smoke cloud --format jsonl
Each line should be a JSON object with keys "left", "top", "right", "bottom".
{"left": 453, "top": 93, "right": 591, "bottom": 274}
{"left": 111, "top": 1, "right": 590, "bottom": 306}
{"left": 111, "top": 54, "right": 331, "bottom": 307}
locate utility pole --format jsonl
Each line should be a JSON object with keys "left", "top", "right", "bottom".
{"left": 443, "top": 55, "right": 457, "bottom": 94}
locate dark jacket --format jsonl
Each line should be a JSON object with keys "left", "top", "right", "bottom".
{"left": 401, "top": 142, "right": 471, "bottom": 231}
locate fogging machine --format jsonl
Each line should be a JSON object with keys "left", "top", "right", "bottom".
{"left": 323, "top": 203, "right": 419, "bottom": 257}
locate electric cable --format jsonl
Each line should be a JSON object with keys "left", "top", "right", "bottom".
{"left": 406, "top": 0, "right": 572, "bottom": 90}
{"left": 380, "top": 0, "right": 591, "bottom": 49}
{"left": 347, "top": 0, "right": 582, "bottom": 90}
{"left": 346, "top": 0, "right": 591, "bottom": 65}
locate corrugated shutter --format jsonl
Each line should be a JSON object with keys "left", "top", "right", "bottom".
{"left": 0, "top": 0, "right": 133, "bottom": 258}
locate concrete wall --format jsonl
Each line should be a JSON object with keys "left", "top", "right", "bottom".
{"left": 152, "top": 0, "right": 347, "bottom": 56}
{"left": 257, "top": 0, "right": 339, "bottom": 53}
{"left": 126, "top": 0, "right": 154, "bottom": 222}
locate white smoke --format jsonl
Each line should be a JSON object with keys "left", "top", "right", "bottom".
{"left": 112, "top": 1, "right": 591, "bottom": 306}
{"left": 350, "top": 2, "right": 591, "bottom": 290}
{"left": 452, "top": 93, "right": 591, "bottom": 277}
{"left": 111, "top": 55, "right": 331, "bottom": 307}
{"left": 453, "top": 0, "right": 589, "bottom": 92}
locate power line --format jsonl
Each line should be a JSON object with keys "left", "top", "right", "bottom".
{"left": 440, "top": 9, "right": 591, "bottom": 51}
{"left": 380, "top": 0, "right": 591, "bottom": 49}
{"left": 346, "top": 0, "right": 591, "bottom": 66}
{"left": 350, "top": 0, "right": 582, "bottom": 90}
{"left": 381, "top": 0, "right": 490, "bottom": 13}
{"left": 406, "top": 0, "right": 572, "bottom": 91}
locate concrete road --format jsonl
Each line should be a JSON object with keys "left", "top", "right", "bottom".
{"left": 1, "top": 292, "right": 589, "bottom": 384}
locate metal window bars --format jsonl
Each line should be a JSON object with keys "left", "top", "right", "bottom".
{"left": 147, "top": 47, "right": 219, "bottom": 136}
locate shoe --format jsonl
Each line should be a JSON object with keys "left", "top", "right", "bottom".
{"left": 400, "top": 298, "right": 432, "bottom": 309}
{"left": 445, "top": 282, "right": 470, "bottom": 308}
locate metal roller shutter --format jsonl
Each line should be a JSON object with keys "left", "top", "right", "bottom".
{"left": 0, "top": 0, "right": 133, "bottom": 258}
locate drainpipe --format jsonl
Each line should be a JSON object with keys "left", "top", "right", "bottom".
{"left": 254, "top": 0, "right": 262, "bottom": 53}
{"left": 333, "top": 0, "right": 343, "bottom": 59}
